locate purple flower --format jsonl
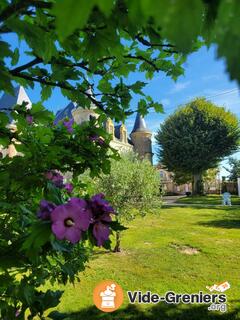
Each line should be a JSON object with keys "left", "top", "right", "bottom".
{"left": 51, "top": 198, "right": 92, "bottom": 244}
{"left": 90, "top": 135, "right": 105, "bottom": 145}
{"left": 15, "top": 309, "right": 21, "bottom": 317}
{"left": 45, "top": 170, "right": 64, "bottom": 188}
{"left": 37, "top": 199, "right": 56, "bottom": 220}
{"left": 93, "top": 222, "right": 110, "bottom": 246}
{"left": 63, "top": 118, "right": 74, "bottom": 133}
{"left": 88, "top": 193, "right": 115, "bottom": 246}
{"left": 26, "top": 115, "right": 33, "bottom": 124}
{"left": 45, "top": 171, "right": 54, "bottom": 180}
{"left": 90, "top": 193, "right": 114, "bottom": 218}
{"left": 65, "top": 183, "right": 73, "bottom": 194}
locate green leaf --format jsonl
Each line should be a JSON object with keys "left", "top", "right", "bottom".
{"left": 98, "top": 78, "right": 112, "bottom": 93}
{"left": 110, "top": 221, "right": 128, "bottom": 231}
{"left": 22, "top": 222, "right": 52, "bottom": 256}
{"left": 130, "top": 81, "right": 146, "bottom": 94}
{"left": 35, "top": 126, "right": 54, "bottom": 143}
{"left": 97, "top": 0, "right": 114, "bottom": 16}
{"left": 11, "top": 48, "right": 19, "bottom": 66}
{"left": 41, "top": 85, "right": 52, "bottom": 102}
{"left": 0, "top": 69, "right": 13, "bottom": 94}
{"left": 0, "top": 41, "right": 12, "bottom": 58}
{"left": 31, "top": 102, "right": 45, "bottom": 114}
{"left": 53, "top": 0, "right": 95, "bottom": 40}
{"left": 0, "top": 136, "right": 10, "bottom": 148}
{"left": 138, "top": 99, "right": 148, "bottom": 116}
{"left": 40, "top": 290, "right": 64, "bottom": 309}
{"left": 0, "top": 111, "right": 10, "bottom": 127}
{"left": 6, "top": 19, "right": 56, "bottom": 62}
{"left": 152, "top": 102, "right": 164, "bottom": 113}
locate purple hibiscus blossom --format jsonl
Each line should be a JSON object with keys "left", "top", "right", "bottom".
{"left": 15, "top": 309, "right": 21, "bottom": 317}
{"left": 89, "top": 193, "right": 115, "bottom": 246}
{"left": 93, "top": 222, "right": 110, "bottom": 247}
{"left": 65, "top": 183, "right": 73, "bottom": 194}
{"left": 90, "top": 135, "right": 105, "bottom": 146}
{"left": 51, "top": 198, "right": 92, "bottom": 244}
{"left": 63, "top": 118, "right": 74, "bottom": 133}
{"left": 37, "top": 199, "right": 56, "bottom": 220}
{"left": 26, "top": 115, "right": 33, "bottom": 124}
{"left": 45, "top": 170, "right": 64, "bottom": 188}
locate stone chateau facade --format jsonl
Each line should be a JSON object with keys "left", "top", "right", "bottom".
{"left": 0, "top": 86, "right": 153, "bottom": 163}
{"left": 0, "top": 86, "right": 221, "bottom": 195}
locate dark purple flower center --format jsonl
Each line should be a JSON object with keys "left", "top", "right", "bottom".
{"left": 64, "top": 218, "right": 75, "bottom": 227}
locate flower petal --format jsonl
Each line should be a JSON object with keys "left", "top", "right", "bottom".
{"left": 52, "top": 221, "right": 66, "bottom": 240}
{"left": 51, "top": 204, "right": 69, "bottom": 223}
{"left": 64, "top": 227, "right": 82, "bottom": 244}
{"left": 93, "top": 222, "right": 110, "bottom": 247}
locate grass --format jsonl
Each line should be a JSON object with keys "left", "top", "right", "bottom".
{"left": 48, "top": 206, "right": 240, "bottom": 319}
{"left": 176, "top": 194, "right": 240, "bottom": 205}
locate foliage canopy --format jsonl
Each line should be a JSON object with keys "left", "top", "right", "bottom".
{"left": 156, "top": 98, "right": 240, "bottom": 193}
{"left": 0, "top": 0, "right": 240, "bottom": 123}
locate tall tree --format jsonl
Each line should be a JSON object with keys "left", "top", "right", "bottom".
{"left": 156, "top": 98, "right": 240, "bottom": 195}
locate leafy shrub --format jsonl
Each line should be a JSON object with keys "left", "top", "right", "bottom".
{"left": 84, "top": 152, "right": 161, "bottom": 251}
{"left": 0, "top": 103, "right": 123, "bottom": 319}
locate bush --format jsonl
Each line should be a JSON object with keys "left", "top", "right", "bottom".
{"left": 85, "top": 152, "right": 161, "bottom": 251}
{"left": 0, "top": 104, "right": 123, "bottom": 319}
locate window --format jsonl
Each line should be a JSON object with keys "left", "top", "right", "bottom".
{"left": 160, "top": 171, "right": 165, "bottom": 179}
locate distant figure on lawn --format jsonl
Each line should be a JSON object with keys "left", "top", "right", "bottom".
{"left": 222, "top": 188, "right": 232, "bottom": 206}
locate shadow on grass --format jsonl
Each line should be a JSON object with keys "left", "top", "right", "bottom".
{"left": 199, "top": 219, "right": 240, "bottom": 229}
{"left": 163, "top": 205, "right": 239, "bottom": 212}
{"left": 58, "top": 303, "right": 240, "bottom": 320}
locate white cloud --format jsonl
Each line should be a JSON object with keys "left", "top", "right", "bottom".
{"left": 169, "top": 81, "right": 191, "bottom": 94}
{"left": 150, "top": 130, "right": 159, "bottom": 146}
{"left": 161, "top": 98, "right": 170, "bottom": 106}
{"left": 185, "top": 88, "right": 240, "bottom": 111}
{"left": 202, "top": 74, "right": 221, "bottom": 82}
{"left": 212, "top": 90, "right": 240, "bottom": 114}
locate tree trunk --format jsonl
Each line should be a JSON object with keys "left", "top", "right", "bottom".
{"left": 192, "top": 172, "right": 204, "bottom": 195}
{"left": 113, "top": 231, "right": 121, "bottom": 252}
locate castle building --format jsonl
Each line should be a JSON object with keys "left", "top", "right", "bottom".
{"left": 0, "top": 86, "right": 153, "bottom": 162}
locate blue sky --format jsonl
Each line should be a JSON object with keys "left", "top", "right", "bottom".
{"left": 2, "top": 34, "right": 240, "bottom": 177}
{"left": 124, "top": 45, "right": 240, "bottom": 176}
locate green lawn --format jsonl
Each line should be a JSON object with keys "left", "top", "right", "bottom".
{"left": 49, "top": 206, "right": 240, "bottom": 319}
{"left": 177, "top": 194, "right": 240, "bottom": 205}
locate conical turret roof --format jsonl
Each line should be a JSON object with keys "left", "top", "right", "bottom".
{"left": 131, "top": 112, "right": 150, "bottom": 133}
{"left": 0, "top": 86, "right": 32, "bottom": 110}
{"left": 54, "top": 101, "right": 77, "bottom": 124}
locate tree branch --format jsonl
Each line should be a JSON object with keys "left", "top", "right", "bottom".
{"left": 0, "top": 0, "right": 52, "bottom": 22}
{"left": 135, "top": 34, "right": 178, "bottom": 53}
{"left": 9, "top": 71, "right": 107, "bottom": 113}
{"left": 124, "top": 54, "right": 159, "bottom": 71}
{"left": 10, "top": 57, "right": 42, "bottom": 73}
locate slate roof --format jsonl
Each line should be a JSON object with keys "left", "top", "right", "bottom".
{"left": 113, "top": 124, "right": 133, "bottom": 145}
{"left": 114, "top": 124, "right": 121, "bottom": 139}
{"left": 54, "top": 86, "right": 96, "bottom": 124}
{"left": 0, "top": 86, "right": 32, "bottom": 111}
{"left": 131, "top": 112, "right": 150, "bottom": 133}
{"left": 54, "top": 102, "right": 77, "bottom": 124}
